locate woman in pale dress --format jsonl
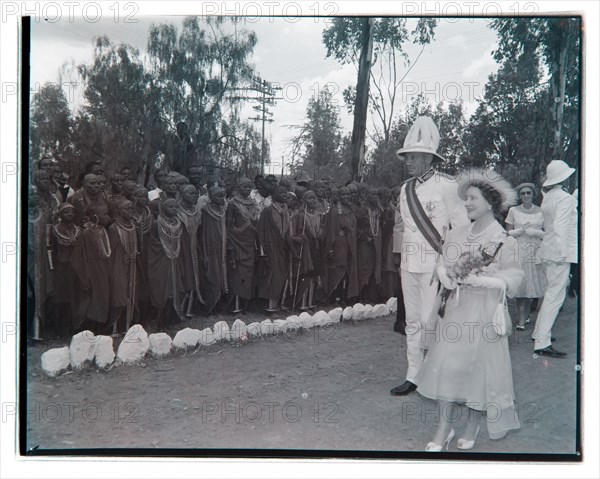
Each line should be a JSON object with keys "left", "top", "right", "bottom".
{"left": 416, "top": 170, "right": 524, "bottom": 451}
{"left": 505, "top": 183, "right": 547, "bottom": 330}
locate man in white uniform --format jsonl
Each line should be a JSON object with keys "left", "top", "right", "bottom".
{"left": 390, "top": 116, "right": 469, "bottom": 396}
{"left": 533, "top": 160, "right": 577, "bottom": 358}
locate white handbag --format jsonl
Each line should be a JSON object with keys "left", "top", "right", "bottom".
{"left": 492, "top": 287, "right": 512, "bottom": 337}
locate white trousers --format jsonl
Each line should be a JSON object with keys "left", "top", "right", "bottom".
{"left": 400, "top": 269, "right": 438, "bottom": 384}
{"left": 533, "top": 261, "right": 571, "bottom": 350}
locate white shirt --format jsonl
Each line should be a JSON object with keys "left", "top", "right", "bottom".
{"left": 148, "top": 187, "right": 162, "bottom": 201}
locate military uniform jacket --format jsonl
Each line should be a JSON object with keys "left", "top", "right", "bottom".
{"left": 395, "top": 170, "right": 469, "bottom": 273}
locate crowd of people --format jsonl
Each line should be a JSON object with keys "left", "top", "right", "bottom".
{"left": 27, "top": 116, "right": 579, "bottom": 452}
{"left": 27, "top": 155, "right": 403, "bottom": 340}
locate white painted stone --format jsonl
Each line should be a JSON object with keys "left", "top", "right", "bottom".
{"left": 212, "top": 321, "right": 231, "bottom": 342}
{"left": 69, "top": 331, "right": 97, "bottom": 369}
{"left": 93, "top": 335, "right": 115, "bottom": 368}
{"left": 199, "top": 328, "right": 217, "bottom": 346}
{"left": 285, "top": 315, "right": 302, "bottom": 332}
{"left": 230, "top": 319, "right": 247, "bottom": 341}
{"left": 41, "top": 347, "right": 70, "bottom": 377}
{"left": 246, "top": 322, "right": 262, "bottom": 338}
{"left": 386, "top": 297, "right": 398, "bottom": 313}
{"left": 116, "top": 324, "right": 150, "bottom": 364}
{"left": 342, "top": 306, "right": 353, "bottom": 320}
{"left": 149, "top": 333, "right": 172, "bottom": 358}
{"left": 363, "top": 304, "right": 374, "bottom": 319}
{"left": 328, "top": 307, "right": 343, "bottom": 323}
{"left": 312, "top": 310, "right": 331, "bottom": 327}
{"left": 352, "top": 303, "right": 366, "bottom": 320}
{"left": 299, "top": 312, "right": 313, "bottom": 329}
{"left": 372, "top": 304, "right": 390, "bottom": 317}
{"left": 172, "top": 328, "right": 201, "bottom": 350}
{"left": 260, "top": 319, "right": 274, "bottom": 336}
{"left": 272, "top": 319, "right": 286, "bottom": 334}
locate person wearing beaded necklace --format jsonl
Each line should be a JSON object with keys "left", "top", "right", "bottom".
{"left": 257, "top": 185, "right": 290, "bottom": 312}
{"left": 149, "top": 173, "right": 179, "bottom": 217}
{"left": 48, "top": 203, "right": 81, "bottom": 338}
{"left": 416, "top": 169, "right": 523, "bottom": 452}
{"left": 356, "top": 186, "right": 383, "bottom": 304}
{"left": 289, "top": 190, "right": 322, "bottom": 310}
{"left": 178, "top": 184, "right": 204, "bottom": 316}
{"left": 322, "top": 186, "right": 359, "bottom": 306}
{"left": 71, "top": 203, "right": 112, "bottom": 334}
{"left": 147, "top": 198, "right": 185, "bottom": 330}
{"left": 200, "top": 186, "right": 228, "bottom": 314}
{"left": 68, "top": 174, "right": 107, "bottom": 226}
{"left": 131, "top": 186, "right": 153, "bottom": 326}
{"left": 226, "top": 178, "right": 259, "bottom": 313}
{"left": 107, "top": 199, "right": 139, "bottom": 335}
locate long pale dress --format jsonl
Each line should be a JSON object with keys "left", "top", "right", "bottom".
{"left": 416, "top": 221, "right": 524, "bottom": 440}
{"left": 505, "top": 205, "right": 547, "bottom": 298}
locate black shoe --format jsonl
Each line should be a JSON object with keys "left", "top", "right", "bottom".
{"left": 531, "top": 337, "right": 555, "bottom": 342}
{"left": 390, "top": 381, "right": 417, "bottom": 396}
{"left": 534, "top": 346, "right": 567, "bottom": 358}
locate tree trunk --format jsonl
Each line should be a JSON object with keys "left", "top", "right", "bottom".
{"left": 549, "top": 19, "right": 573, "bottom": 162}
{"left": 350, "top": 18, "right": 374, "bottom": 181}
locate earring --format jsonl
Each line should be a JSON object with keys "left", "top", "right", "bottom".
{"left": 488, "top": 206, "right": 492, "bottom": 210}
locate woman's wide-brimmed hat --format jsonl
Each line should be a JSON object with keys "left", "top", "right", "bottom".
{"left": 543, "top": 160, "right": 575, "bottom": 187}
{"left": 396, "top": 116, "right": 446, "bottom": 163}
{"left": 457, "top": 169, "right": 517, "bottom": 211}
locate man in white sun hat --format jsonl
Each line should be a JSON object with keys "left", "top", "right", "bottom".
{"left": 533, "top": 160, "right": 578, "bottom": 358}
{"left": 390, "top": 116, "right": 469, "bottom": 396}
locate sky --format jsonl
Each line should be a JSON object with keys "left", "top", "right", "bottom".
{"left": 30, "top": 14, "right": 499, "bottom": 174}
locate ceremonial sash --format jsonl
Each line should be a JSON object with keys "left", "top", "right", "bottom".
{"left": 405, "top": 177, "right": 443, "bottom": 255}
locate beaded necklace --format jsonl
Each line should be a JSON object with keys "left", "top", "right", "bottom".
{"left": 368, "top": 206, "right": 380, "bottom": 237}
{"left": 132, "top": 206, "right": 152, "bottom": 235}
{"left": 158, "top": 214, "right": 182, "bottom": 259}
{"left": 115, "top": 218, "right": 138, "bottom": 259}
{"left": 53, "top": 223, "right": 81, "bottom": 247}
{"left": 206, "top": 202, "right": 226, "bottom": 218}
{"left": 304, "top": 209, "right": 321, "bottom": 238}
{"left": 88, "top": 224, "right": 111, "bottom": 258}
{"left": 178, "top": 200, "right": 198, "bottom": 216}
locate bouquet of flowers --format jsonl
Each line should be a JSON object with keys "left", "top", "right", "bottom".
{"left": 437, "top": 242, "right": 503, "bottom": 317}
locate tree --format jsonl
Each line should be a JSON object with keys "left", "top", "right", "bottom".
{"left": 287, "top": 88, "right": 345, "bottom": 181}
{"left": 146, "top": 16, "right": 258, "bottom": 168}
{"left": 30, "top": 82, "right": 73, "bottom": 167}
{"left": 323, "top": 17, "right": 437, "bottom": 147}
{"left": 366, "top": 94, "right": 466, "bottom": 186}
{"left": 462, "top": 52, "right": 543, "bottom": 179}
{"left": 77, "top": 36, "right": 157, "bottom": 177}
{"left": 489, "top": 17, "right": 581, "bottom": 175}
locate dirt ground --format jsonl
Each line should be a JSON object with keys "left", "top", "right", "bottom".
{"left": 24, "top": 296, "right": 580, "bottom": 457}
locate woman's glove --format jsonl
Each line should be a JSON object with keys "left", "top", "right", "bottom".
{"left": 507, "top": 227, "right": 524, "bottom": 237}
{"left": 524, "top": 227, "right": 544, "bottom": 238}
{"left": 462, "top": 274, "right": 506, "bottom": 290}
{"left": 437, "top": 265, "right": 457, "bottom": 290}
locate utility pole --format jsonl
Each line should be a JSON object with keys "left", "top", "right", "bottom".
{"left": 350, "top": 17, "right": 374, "bottom": 181}
{"left": 230, "top": 77, "right": 282, "bottom": 175}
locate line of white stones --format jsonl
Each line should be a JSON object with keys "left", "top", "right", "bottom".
{"left": 40, "top": 298, "right": 398, "bottom": 377}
